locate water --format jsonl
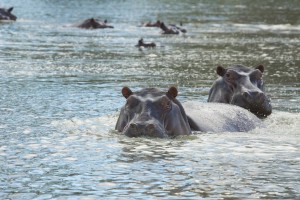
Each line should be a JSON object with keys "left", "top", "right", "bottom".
{"left": 0, "top": 0, "right": 299, "bottom": 199}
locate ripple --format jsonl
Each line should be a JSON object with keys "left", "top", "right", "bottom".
{"left": 1, "top": 0, "right": 300, "bottom": 199}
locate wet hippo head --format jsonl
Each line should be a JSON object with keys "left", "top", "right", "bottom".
{"left": 115, "top": 87, "right": 191, "bottom": 138}
{"left": 77, "top": 18, "right": 113, "bottom": 29}
{"left": 0, "top": 7, "right": 17, "bottom": 21}
{"left": 208, "top": 64, "right": 272, "bottom": 117}
{"left": 143, "top": 20, "right": 161, "bottom": 27}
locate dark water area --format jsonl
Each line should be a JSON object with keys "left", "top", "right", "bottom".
{"left": 0, "top": 0, "right": 299, "bottom": 199}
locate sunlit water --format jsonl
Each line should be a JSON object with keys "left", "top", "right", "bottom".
{"left": 0, "top": 0, "right": 299, "bottom": 199}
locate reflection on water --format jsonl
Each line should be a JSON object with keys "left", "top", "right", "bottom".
{"left": 0, "top": 0, "right": 300, "bottom": 199}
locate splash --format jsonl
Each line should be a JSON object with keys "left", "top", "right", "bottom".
{"left": 52, "top": 110, "right": 300, "bottom": 136}
{"left": 258, "top": 111, "right": 300, "bottom": 135}
{"left": 52, "top": 114, "right": 118, "bottom": 136}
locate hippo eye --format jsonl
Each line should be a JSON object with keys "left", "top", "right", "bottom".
{"left": 225, "top": 72, "right": 235, "bottom": 82}
{"left": 125, "top": 96, "right": 139, "bottom": 110}
{"left": 250, "top": 70, "right": 263, "bottom": 83}
{"left": 165, "top": 101, "right": 172, "bottom": 110}
{"left": 258, "top": 73, "right": 262, "bottom": 80}
{"left": 160, "top": 97, "right": 172, "bottom": 112}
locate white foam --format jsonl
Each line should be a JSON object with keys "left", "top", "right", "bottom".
{"left": 262, "top": 111, "right": 300, "bottom": 135}
{"left": 52, "top": 110, "right": 300, "bottom": 136}
{"left": 52, "top": 114, "right": 118, "bottom": 136}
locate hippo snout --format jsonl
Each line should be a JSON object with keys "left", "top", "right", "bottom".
{"left": 242, "top": 91, "right": 265, "bottom": 104}
{"left": 124, "top": 120, "right": 166, "bottom": 138}
{"left": 232, "top": 91, "right": 272, "bottom": 117}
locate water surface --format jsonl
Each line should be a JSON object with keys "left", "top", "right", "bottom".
{"left": 0, "top": 0, "right": 299, "bottom": 199}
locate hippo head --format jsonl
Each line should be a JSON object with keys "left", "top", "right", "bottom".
{"left": 115, "top": 87, "right": 191, "bottom": 138}
{"left": 84, "top": 18, "right": 100, "bottom": 29}
{"left": 137, "top": 38, "right": 144, "bottom": 46}
{"left": 216, "top": 64, "right": 272, "bottom": 117}
{"left": 77, "top": 18, "right": 113, "bottom": 29}
{"left": 0, "top": 7, "right": 17, "bottom": 21}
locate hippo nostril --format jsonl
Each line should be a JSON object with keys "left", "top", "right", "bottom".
{"left": 130, "top": 123, "right": 138, "bottom": 129}
{"left": 146, "top": 124, "right": 155, "bottom": 130}
{"left": 242, "top": 92, "right": 250, "bottom": 99}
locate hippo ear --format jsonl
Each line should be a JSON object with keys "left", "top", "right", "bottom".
{"left": 255, "top": 65, "right": 264, "bottom": 73}
{"left": 122, "top": 87, "right": 133, "bottom": 99}
{"left": 216, "top": 66, "right": 226, "bottom": 76}
{"left": 167, "top": 86, "right": 178, "bottom": 99}
{"left": 8, "top": 7, "right": 14, "bottom": 13}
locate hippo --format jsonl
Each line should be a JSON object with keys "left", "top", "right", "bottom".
{"left": 76, "top": 18, "right": 113, "bottom": 29}
{"left": 135, "top": 38, "right": 156, "bottom": 48}
{"left": 160, "top": 22, "right": 187, "bottom": 34}
{"left": 115, "top": 86, "right": 262, "bottom": 138}
{"left": 169, "top": 23, "right": 187, "bottom": 33}
{"left": 143, "top": 20, "right": 161, "bottom": 27}
{"left": 183, "top": 101, "right": 262, "bottom": 132}
{"left": 208, "top": 64, "right": 272, "bottom": 118}
{"left": 0, "top": 7, "right": 17, "bottom": 21}
{"left": 115, "top": 87, "right": 192, "bottom": 138}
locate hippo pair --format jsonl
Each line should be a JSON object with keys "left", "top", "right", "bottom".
{"left": 0, "top": 7, "right": 17, "bottom": 21}
{"left": 116, "top": 65, "right": 272, "bottom": 138}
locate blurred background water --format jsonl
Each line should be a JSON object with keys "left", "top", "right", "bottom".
{"left": 0, "top": 0, "right": 299, "bottom": 199}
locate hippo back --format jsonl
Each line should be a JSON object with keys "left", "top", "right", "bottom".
{"left": 183, "top": 101, "right": 263, "bottom": 132}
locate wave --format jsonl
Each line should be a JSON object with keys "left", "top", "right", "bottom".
{"left": 52, "top": 111, "right": 300, "bottom": 137}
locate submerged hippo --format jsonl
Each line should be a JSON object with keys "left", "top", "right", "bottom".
{"left": 0, "top": 7, "right": 17, "bottom": 21}
{"left": 76, "top": 18, "right": 113, "bottom": 29}
{"left": 143, "top": 20, "right": 161, "bottom": 27}
{"left": 160, "top": 22, "right": 187, "bottom": 34}
{"left": 208, "top": 64, "right": 272, "bottom": 118}
{"left": 135, "top": 38, "right": 156, "bottom": 48}
{"left": 115, "top": 87, "right": 191, "bottom": 138}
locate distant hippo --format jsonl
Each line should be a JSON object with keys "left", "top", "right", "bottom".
{"left": 76, "top": 18, "right": 113, "bottom": 29}
{"left": 183, "top": 101, "right": 262, "bottom": 132}
{"left": 208, "top": 64, "right": 272, "bottom": 118}
{"left": 135, "top": 38, "right": 156, "bottom": 48}
{"left": 143, "top": 20, "right": 161, "bottom": 27}
{"left": 160, "top": 22, "right": 187, "bottom": 34}
{"left": 0, "top": 7, "right": 17, "bottom": 21}
{"left": 115, "top": 87, "right": 191, "bottom": 138}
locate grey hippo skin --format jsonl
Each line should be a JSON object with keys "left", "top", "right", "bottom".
{"left": 76, "top": 18, "right": 113, "bottom": 29}
{"left": 183, "top": 101, "right": 263, "bottom": 132}
{"left": 0, "top": 7, "right": 17, "bottom": 21}
{"left": 115, "top": 87, "right": 192, "bottom": 138}
{"left": 208, "top": 64, "right": 272, "bottom": 118}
